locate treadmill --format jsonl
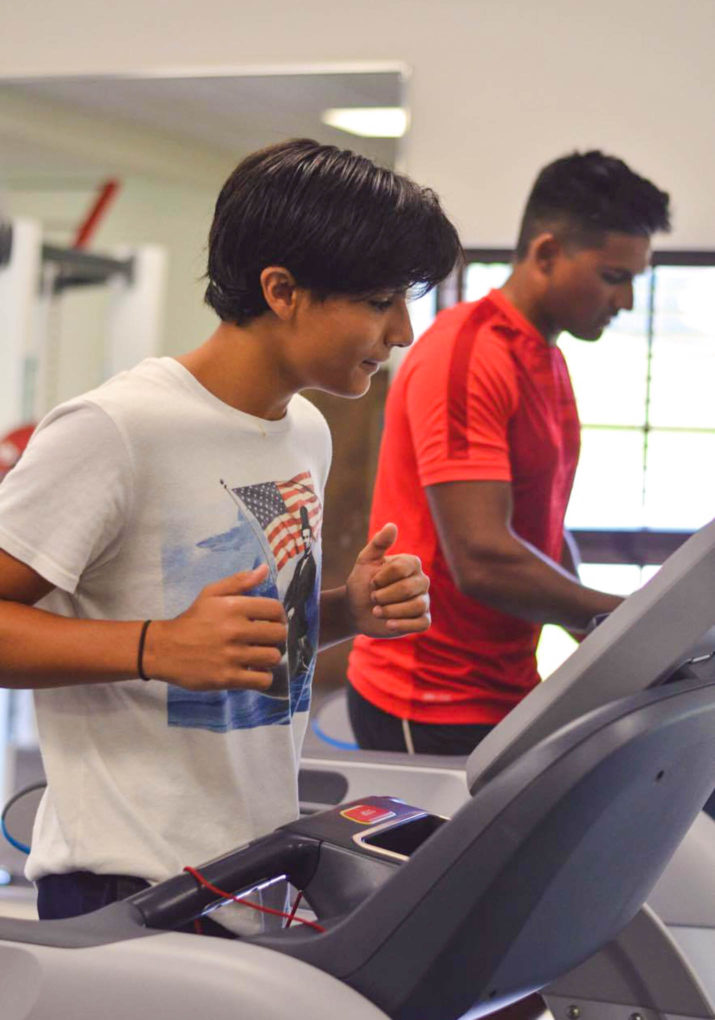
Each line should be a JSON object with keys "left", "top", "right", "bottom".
{"left": 301, "top": 515, "right": 715, "bottom": 1020}
{"left": 0, "top": 518, "right": 712, "bottom": 1020}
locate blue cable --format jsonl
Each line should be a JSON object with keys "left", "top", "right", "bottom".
{"left": 1, "top": 816, "right": 30, "bottom": 855}
{"left": 310, "top": 717, "right": 358, "bottom": 751}
{"left": 0, "top": 781, "right": 45, "bottom": 856}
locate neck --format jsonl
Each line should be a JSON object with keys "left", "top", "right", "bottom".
{"left": 176, "top": 320, "right": 295, "bottom": 419}
{"left": 499, "top": 268, "right": 560, "bottom": 346}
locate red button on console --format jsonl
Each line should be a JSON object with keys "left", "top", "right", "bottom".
{"left": 340, "top": 804, "right": 396, "bottom": 825}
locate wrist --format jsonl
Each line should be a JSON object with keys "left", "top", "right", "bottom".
{"left": 572, "top": 593, "right": 624, "bottom": 633}
{"left": 141, "top": 618, "right": 169, "bottom": 682}
{"left": 319, "top": 585, "right": 356, "bottom": 648}
{"left": 137, "top": 620, "right": 152, "bottom": 680}
{"left": 329, "top": 584, "right": 353, "bottom": 627}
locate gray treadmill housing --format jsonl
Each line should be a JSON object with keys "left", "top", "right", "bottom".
{"left": 256, "top": 678, "right": 715, "bottom": 1019}
{"left": 467, "top": 515, "right": 715, "bottom": 792}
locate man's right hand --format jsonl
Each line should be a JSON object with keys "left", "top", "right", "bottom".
{"left": 144, "top": 564, "right": 288, "bottom": 691}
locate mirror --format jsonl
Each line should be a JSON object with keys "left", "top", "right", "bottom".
{"left": 0, "top": 68, "right": 409, "bottom": 700}
{"left": 0, "top": 68, "right": 407, "bottom": 363}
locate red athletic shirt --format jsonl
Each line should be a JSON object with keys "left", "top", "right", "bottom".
{"left": 348, "top": 290, "right": 581, "bottom": 724}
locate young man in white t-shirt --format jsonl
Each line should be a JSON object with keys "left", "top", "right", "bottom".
{"left": 0, "top": 139, "right": 462, "bottom": 922}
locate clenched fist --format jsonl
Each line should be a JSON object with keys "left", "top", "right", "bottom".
{"left": 143, "top": 564, "right": 287, "bottom": 691}
{"left": 346, "top": 523, "right": 431, "bottom": 639}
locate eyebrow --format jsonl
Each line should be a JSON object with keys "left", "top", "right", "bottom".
{"left": 601, "top": 267, "right": 636, "bottom": 280}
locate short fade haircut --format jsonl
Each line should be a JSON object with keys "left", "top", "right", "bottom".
{"left": 205, "top": 138, "right": 462, "bottom": 325}
{"left": 515, "top": 150, "right": 671, "bottom": 260}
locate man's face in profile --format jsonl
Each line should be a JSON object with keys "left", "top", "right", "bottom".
{"left": 547, "top": 233, "right": 651, "bottom": 341}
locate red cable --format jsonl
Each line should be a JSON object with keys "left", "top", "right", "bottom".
{"left": 183, "top": 866, "right": 325, "bottom": 933}
{"left": 285, "top": 890, "right": 303, "bottom": 928}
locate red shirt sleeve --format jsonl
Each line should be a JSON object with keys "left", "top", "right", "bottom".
{"left": 406, "top": 325, "right": 519, "bottom": 487}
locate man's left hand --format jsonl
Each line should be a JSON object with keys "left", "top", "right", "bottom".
{"left": 346, "top": 523, "right": 430, "bottom": 638}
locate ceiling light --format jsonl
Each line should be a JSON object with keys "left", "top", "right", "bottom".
{"left": 320, "top": 107, "right": 408, "bottom": 138}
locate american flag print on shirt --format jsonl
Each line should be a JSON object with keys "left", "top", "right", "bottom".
{"left": 231, "top": 471, "right": 322, "bottom": 571}
{"left": 166, "top": 471, "right": 322, "bottom": 733}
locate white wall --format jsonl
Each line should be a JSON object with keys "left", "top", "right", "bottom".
{"left": 1, "top": 0, "right": 713, "bottom": 248}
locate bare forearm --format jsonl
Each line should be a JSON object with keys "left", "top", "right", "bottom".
{"left": 425, "top": 481, "right": 621, "bottom": 631}
{"left": 0, "top": 560, "right": 289, "bottom": 693}
{"left": 0, "top": 602, "right": 142, "bottom": 689}
{"left": 455, "top": 537, "right": 621, "bottom": 631}
{"left": 560, "top": 529, "right": 581, "bottom": 579}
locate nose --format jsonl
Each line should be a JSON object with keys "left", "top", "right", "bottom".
{"left": 388, "top": 296, "right": 414, "bottom": 349}
{"left": 616, "top": 280, "right": 634, "bottom": 312}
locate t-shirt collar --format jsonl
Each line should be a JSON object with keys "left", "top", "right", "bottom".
{"left": 487, "top": 288, "right": 549, "bottom": 346}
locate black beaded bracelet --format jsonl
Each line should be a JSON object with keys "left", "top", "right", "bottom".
{"left": 137, "top": 619, "right": 152, "bottom": 681}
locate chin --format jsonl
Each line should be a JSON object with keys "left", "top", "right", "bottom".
{"left": 318, "top": 377, "right": 372, "bottom": 400}
{"left": 570, "top": 325, "right": 604, "bottom": 342}
{"left": 347, "top": 379, "right": 372, "bottom": 398}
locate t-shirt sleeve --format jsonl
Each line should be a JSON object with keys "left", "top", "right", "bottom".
{"left": 406, "top": 328, "right": 519, "bottom": 487}
{"left": 0, "top": 401, "right": 134, "bottom": 593}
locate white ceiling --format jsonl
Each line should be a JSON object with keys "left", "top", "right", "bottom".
{"left": 0, "top": 71, "right": 403, "bottom": 184}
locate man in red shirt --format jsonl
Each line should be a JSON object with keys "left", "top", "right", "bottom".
{"left": 348, "top": 150, "right": 671, "bottom": 755}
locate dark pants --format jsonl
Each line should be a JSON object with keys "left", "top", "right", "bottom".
{"left": 347, "top": 684, "right": 494, "bottom": 756}
{"left": 36, "top": 870, "right": 233, "bottom": 937}
{"left": 36, "top": 871, "right": 149, "bottom": 920}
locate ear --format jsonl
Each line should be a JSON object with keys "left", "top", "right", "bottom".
{"left": 259, "top": 266, "right": 299, "bottom": 321}
{"left": 529, "top": 232, "right": 563, "bottom": 276}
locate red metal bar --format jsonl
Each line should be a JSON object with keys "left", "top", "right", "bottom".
{"left": 72, "top": 179, "right": 120, "bottom": 249}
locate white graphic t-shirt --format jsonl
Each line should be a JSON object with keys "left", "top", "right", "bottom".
{"left": 0, "top": 358, "right": 331, "bottom": 884}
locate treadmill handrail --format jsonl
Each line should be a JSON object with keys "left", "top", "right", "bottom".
{"left": 466, "top": 515, "right": 715, "bottom": 792}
